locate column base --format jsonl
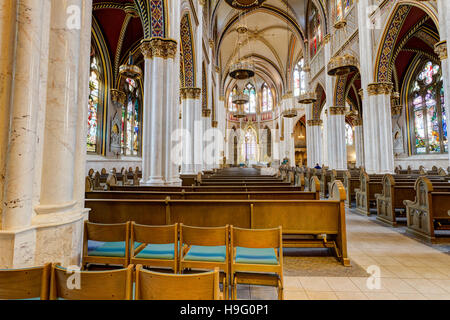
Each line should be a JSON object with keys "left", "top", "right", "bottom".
{"left": 0, "top": 208, "right": 88, "bottom": 269}
{"left": 142, "top": 177, "right": 165, "bottom": 186}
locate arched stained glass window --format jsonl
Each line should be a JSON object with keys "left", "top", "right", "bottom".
{"left": 261, "top": 83, "right": 273, "bottom": 112}
{"left": 244, "top": 129, "right": 257, "bottom": 162}
{"left": 228, "top": 86, "right": 238, "bottom": 112}
{"left": 244, "top": 83, "right": 257, "bottom": 114}
{"left": 345, "top": 123, "right": 353, "bottom": 146}
{"left": 309, "top": 4, "right": 322, "bottom": 57}
{"left": 409, "top": 61, "right": 448, "bottom": 154}
{"left": 122, "top": 78, "right": 141, "bottom": 156}
{"left": 87, "top": 56, "right": 101, "bottom": 153}
{"left": 294, "top": 59, "right": 306, "bottom": 97}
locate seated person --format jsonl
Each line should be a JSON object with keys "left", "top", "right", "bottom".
{"left": 314, "top": 163, "right": 322, "bottom": 169}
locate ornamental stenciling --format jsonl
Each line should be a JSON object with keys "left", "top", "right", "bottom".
{"left": 376, "top": 5, "right": 411, "bottom": 83}
{"left": 180, "top": 14, "right": 195, "bottom": 88}
{"left": 133, "top": 0, "right": 166, "bottom": 38}
{"left": 334, "top": 75, "right": 346, "bottom": 106}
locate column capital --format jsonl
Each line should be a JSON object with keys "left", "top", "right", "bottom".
{"left": 219, "top": 95, "right": 225, "bottom": 101}
{"left": 367, "top": 82, "right": 393, "bottom": 96}
{"left": 180, "top": 87, "right": 202, "bottom": 100}
{"left": 353, "top": 119, "right": 363, "bottom": 126}
{"left": 329, "top": 106, "right": 346, "bottom": 115}
{"left": 358, "top": 88, "right": 364, "bottom": 100}
{"left": 110, "top": 89, "right": 127, "bottom": 105}
{"left": 307, "top": 119, "right": 323, "bottom": 126}
{"left": 212, "top": 120, "right": 218, "bottom": 128}
{"left": 198, "top": 0, "right": 206, "bottom": 6}
{"left": 324, "top": 34, "right": 331, "bottom": 44}
{"left": 391, "top": 105, "right": 403, "bottom": 116}
{"left": 434, "top": 40, "right": 447, "bottom": 60}
{"left": 202, "top": 109, "right": 212, "bottom": 117}
{"left": 141, "top": 37, "right": 178, "bottom": 60}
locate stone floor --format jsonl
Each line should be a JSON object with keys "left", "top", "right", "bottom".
{"left": 244, "top": 209, "right": 450, "bottom": 300}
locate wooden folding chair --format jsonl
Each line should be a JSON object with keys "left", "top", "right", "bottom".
{"left": 130, "top": 222, "right": 178, "bottom": 273}
{"left": 135, "top": 265, "right": 221, "bottom": 300}
{"left": 82, "top": 221, "right": 131, "bottom": 269}
{"left": 179, "top": 224, "right": 229, "bottom": 299}
{"left": 0, "top": 263, "right": 51, "bottom": 300}
{"left": 230, "top": 226, "right": 284, "bottom": 300}
{"left": 49, "top": 263, "right": 134, "bottom": 300}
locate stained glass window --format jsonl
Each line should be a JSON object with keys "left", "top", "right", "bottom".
{"left": 409, "top": 61, "right": 448, "bottom": 155}
{"left": 336, "top": 0, "right": 343, "bottom": 22}
{"left": 261, "top": 83, "right": 273, "bottom": 112}
{"left": 87, "top": 57, "right": 101, "bottom": 153}
{"left": 244, "top": 83, "right": 257, "bottom": 114}
{"left": 228, "top": 86, "right": 237, "bottom": 112}
{"left": 344, "top": 0, "right": 353, "bottom": 14}
{"left": 244, "top": 129, "right": 257, "bottom": 162}
{"left": 309, "top": 4, "right": 322, "bottom": 57}
{"left": 294, "top": 59, "right": 306, "bottom": 97}
{"left": 122, "top": 79, "right": 141, "bottom": 156}
{"left": 345, "top": 123, "right": 353, "bottom": 146}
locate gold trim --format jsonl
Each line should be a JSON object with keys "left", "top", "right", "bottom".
{"left": 141, "top": 37, "right": 178, "bottom": 60}
{"left": 307, "top": 119, "right": 323, "bottom": 126}
{"left": 367, "top": 82, "right": 393, "bottom": 96}
{"left": 110, "top": 89, "right": 126, "bottom": 105}
{"left": 329, "top": 107, "right": 346, "bottom": 115}
{"left": 434, "top": 40, "right": 447, "bottom": 60}
{"left": 180, "top": 87, "right": 201, "bottom": 100}
{"left": 202, "top": 109, "right": 212, "bottom": 117}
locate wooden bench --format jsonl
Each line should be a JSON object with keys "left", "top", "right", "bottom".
{"left": 404, "top": 177, "right": 450, "bottom": 243}
{"left": 109, "top": 185, "right": 305, "bottom": 192}
{"left": 376, "top": 174, "right": 450, "bottom": 226}
{"left": 355, "top": 172, "right": 384, "bottom": 216}
{"left": 343, "top": 170, "right": 361, "bottom": 208}
{"left": 86, "top": 179, "right": 349, "bottom": 266}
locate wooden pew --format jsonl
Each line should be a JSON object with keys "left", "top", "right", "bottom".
{"left": 319, "top": 168, "right": 332, "bottom": 198}
{"left": 376, "top": 174, "right": 450, "bottom": 226}
{"left": 86, "top": 179, "right": 349, "bottom": 266}
{"left": 110, "top": 185, "right": 304, "bottom": 192}
{"left": 355, "top": 171, "right": 384, "bottom": 216}
{"left": 343, "top": 170, "right": 361, "bottom": 208}
{"left": 404, "top": 177, "right": 450, "bottom": 243}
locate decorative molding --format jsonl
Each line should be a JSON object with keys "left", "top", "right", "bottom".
{"left": 141, "top": 37, "right": 177, "bottom": 60}
{"left": 202, "top": 109, "right": 212, "bottom": 117}
{"left": 212, "top": 120, "right": 218, "bottom": 128}
{"left": 180, "top": 87, "right": 201, "bottom": 100}
{"left": 329, "top": 107, "right": 346, "bottom": 115}
{"left": 307, "top": 119, "right": 323, "bottom": 126}
{"left": 110, "top": 89, "right": 126, "bottom": 105}
{"left": 367, "top": 82, "right": 394, "bottom": 96}
{"left": 435, "top": 40, "right": 448, "bottom": 60}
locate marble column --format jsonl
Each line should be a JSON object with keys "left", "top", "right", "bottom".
{"left": 307, "top": 119, "right": 323, "bottom": 167}
{"left": 436, "top": 0, "right": 450, "bottom": 167}
{"left": 0, "top": 0, "right": 16, "bottom": 231}
{"left": 167, "top": 0, "right": 182, "bottom": 185}
{"left": 366, "top": 83, "right": 395, "bottom": 173}
{"left": 181, "top": 88, "right": 202, "bottom": 174}
{"left": 202, "top": 108, "right": 212, "bottom": 170}
{"left": 328, "top": 107, "right": 347, "bottom": 170}
{"left": 141, "top": 38, "right": 178, "bottom": 185}
{"left": 324, "top": 34, "right": 336, "bottom": 168}
{"left": 354, "top": 120, "right": 364, "bottom": 168}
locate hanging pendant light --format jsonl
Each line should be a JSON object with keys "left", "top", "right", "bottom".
{"left": 282, "top": 92, "right": 297, "bottom": 118}
{"left": 119, "top": 53, "right": 142, "bottom": 80}
{"left": 225, "top": 0, "right": 266, "bottom": 10}
{"left": 229, "top": 25, "right": 255, "bottom": 80}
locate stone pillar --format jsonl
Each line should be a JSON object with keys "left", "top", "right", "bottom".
{"left": 307, "top": 119, "right": 323, "bottom": 167}
{"left": 366, "top": 83, "right": 395, "bottom": 173}
{"left": 436, "top": 0, "right": 450, "bottom": 167}
{"left": 354, "top": 119, "right": 364, "bottom": 168}
{"left": 323, "top": 34, "right": 336, "bottom": 168}
{"left": 140, "top": 38, "right": 178, "bottom": 185}
{"left": 181, "top": 88, "right": 201, "bottom": 174}
{"left": 167, "top": 0, "right": 182, "bottom": 185}
{"left": 328, "top": 107, "right": 347, "bottom": 170}
{"left": 0, "top": 0, "right": 16, "bottom": 231}
{"left": 202, "top": 108, "right": 212, "bottom": 170}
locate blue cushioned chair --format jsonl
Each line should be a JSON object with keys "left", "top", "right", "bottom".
{"left": 82, "top": 221, "right": 131, "bottom": 269}
{"left": 179, "top": 224, "right": 229, "bottom": 299}
{"left": 49, "top": 263, "right": 133, "bottom": 300}
{"left": 130, "top": 222, "right": 178, "bottom": 273}
{"left": 0, "top": 263, "right": 51, "bottom": 300}
{"left": 230, "top": 226, "right": 283, "bottom": 300}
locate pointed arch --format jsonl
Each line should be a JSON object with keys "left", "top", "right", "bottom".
{"left": 180, "top": 13, "right": 196, "bottom": 88}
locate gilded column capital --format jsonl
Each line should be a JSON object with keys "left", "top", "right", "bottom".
{"left": 324, "top": 34, "right": 331, "bottom": 44}
{"left": 202, "top": 109, "right": 212, "bottom": 117}
{"left": 367, "top": 82, "right": 393, "bottom": 96}
{"left": 353, "top": 119, "right": 363, "bottom": 126}
{"left": 434, "top": 40, "right": 447, "bottom": 60}
{"left": 209, "top": 39, "right": 215, "bottom": 48}
{"left": 110, "top": 89, "right": 127, "bottom": 105}
{"left": 307, "top": 119, "right": 323, "bottom": 126}
{"left": 141, "top": 37, "right": 178, "bottom": 60}
{"left": 219, "top": 95, "right": 225, "bottom": 101}
{"left": 212, "top": 120, "right": 218, "bottom": 128}
{"left": 198, "top": 0, "right": 206, "bottom": 6}
{"left": 358, "top": 88, "right": 364, "bottom": 100}
{"left": 180, "top": 87, "right": 202, "bottom": 100}
{"left": 329, "top": 106, "right": 346, "bottom": 115}
{"left": 391, "top": 105, "right": 403, "bottom": 116}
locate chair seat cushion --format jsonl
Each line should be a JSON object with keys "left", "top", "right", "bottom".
{"left": 88, "top": 241, "right": 141, "bottom": 258}
{"left": 135, "top": 243, "right": 175, "bottom": 260}
{"left": 235, "top": 247, "right": 278, "bottom": 265}
{"left": 184, "top": 245, "right": 226, "bottom": 262}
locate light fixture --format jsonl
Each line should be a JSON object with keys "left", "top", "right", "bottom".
{"left": 119, "top": 53, "right": 142, "bottom": 80}
{"left": 327, "top": 54, "right": 358, "bottom": 76}
{"left": 225, "top": 0, "right": 266, "bottom": 10}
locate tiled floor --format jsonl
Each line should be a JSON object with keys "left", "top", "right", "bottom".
{"left": 245, "top": 210, "right": 450, "bottom": 300}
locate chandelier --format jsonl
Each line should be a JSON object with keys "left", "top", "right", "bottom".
{"left": 282, "top": 92, "right": 298, "bottom": 118}
{"left": 119, "top": 53, "right": 142, "bottom": 80}
{"left": 225, "top": 0, "right": 266, "bottom": 10}
{"left": 327, "top": 54, "right": 358, "bottom": 76}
